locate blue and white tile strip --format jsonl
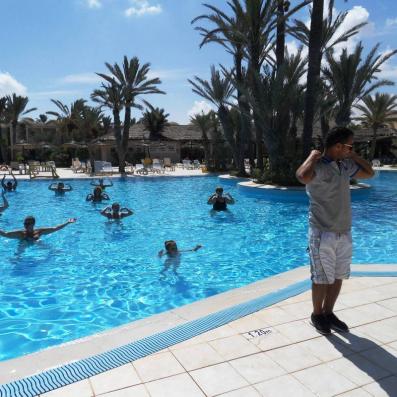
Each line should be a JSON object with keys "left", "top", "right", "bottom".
{"left": 1, "top": 271, "right": 396, "bottom": 397}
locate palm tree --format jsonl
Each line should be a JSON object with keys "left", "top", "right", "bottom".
{"left": 77, "top": 106, "right": 105, "bottom": 173}
{"left": 46, "top": 99, "right": 86, "bottom": 144}
{"left": 141, "top": 104, "right": 170, "bottom": 140}
{"left": 192, "top": 0, "right": 251, "bottom": 171}
{"left": 95, "top": 56, "right": 165, "bottom": 174}
{"left": 243, "top": 49, "right": 307, "bottom": 183}
{"left": 323, "top": 43, "right": 397, "bottom": 126}
{"left": 5, "top": 94, "right": 37, "bottom": 160}
{"left": 189, "top": 66, "right": 245, "bottom": 173}
{"left": 190, "top": 112, "right": 213, "bottom": 164}
{"left": 355, "top": 93, "right": 397, "bottom": 160}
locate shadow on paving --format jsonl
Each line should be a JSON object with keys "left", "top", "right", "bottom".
{"left": 328, "top": 332, "right": 397, "bottom": 396}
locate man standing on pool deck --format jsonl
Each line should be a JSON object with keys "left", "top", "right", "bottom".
{"left": 296, "top": 127, "right": 374, "bottom": 335}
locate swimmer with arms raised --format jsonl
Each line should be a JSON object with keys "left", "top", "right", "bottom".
{"left": 100, "top": 203, "right": 133, "bottom": 219}
{"left": 86, "top": 186, "right": 109, "bottom": 202}
{"left": 207, "top": 186, "right": 234, "bottom": 211}
{"left": 91, "top": 178, "right": 113, "bottom": 190}
{"left": 0, "top": 216, "right": 76, "bottom": 240}
{"left": 2, "top": 173, "right": 17, "bottom": 192}
{"left": 49, "top": 182, "right": 73, "bottom": 195}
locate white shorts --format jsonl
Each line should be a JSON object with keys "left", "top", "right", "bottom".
{"left": 309, "top": 226, "right": 352, "bottom": 284}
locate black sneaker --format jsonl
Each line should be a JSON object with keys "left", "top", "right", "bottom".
{"left": 325, "top": 312, "right": 349, "bottom": 333}
{"left": 310, "top": 313, "right": 331, "bottom": 335}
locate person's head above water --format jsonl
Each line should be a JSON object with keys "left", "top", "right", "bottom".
{"left": 58, "top": 182, "right": 65, "bottom": 189}
{"left": 94, "top": 186, "right": 102, "bottom": 196}
{"left": 215, "top": 186, "right": 223, "bottom": 196}
{"left": 165, "top": 240, "right": 178, "bottom": 253}
{"left": 111, "top": 202, "right": 120, "bottom": 212}
{"left": 6, "top": 181, "right": 12, "bottom": 189}
{"left": 23, "top": 216, "right": 36, "bottom": 232}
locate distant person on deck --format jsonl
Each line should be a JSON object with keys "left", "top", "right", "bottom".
{"left": 0, "top": 191, "right": 9, "bottom": 215}
{"left": 296, "top": 126, "right": 374, "bottom": 336}
{"left": 86, "top": 186, "right": 109, "bottom": 203}
{"left": 207, "top": 187, "right": 234, "bottom": 211}
{"left": 100, "top": 203, "right": 133, "bottom": 220}
{"left": 0, "top": 216, "right": 76, "bottom": 241}
{"left": 49, "top": 182, "right": 73, "bottom": 195}
{"left": 2, "top": 174, "right": 17, "bottom": 192}
{"left": 91, "top": 178, "right": 113, "bottom": 190}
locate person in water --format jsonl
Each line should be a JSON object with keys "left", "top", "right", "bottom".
{"left": 158, "top": 240, "right": 202, "bottom": 257}
{"left": 2, "top": 173, "right": 17, "bottom": 192}
{"left": 0, "top": 216, "right": 76, "bottom": 240}
{"left": 91, "top": 178, "right": 113, "bottom": 190}
{"left": 159, "top": 240, "right": 202, "bottom": 276}
{"left": 207, "top": 187, "right": 235, "bottom": 211}
{"left": 0, "top": 191, "right": 9, "bottom": 215}
{"left": 100, "top": 203, "right": 133, "bottom": 219}
{"left": 86, "top": 186, "right": 109, "bottom": 202}
{"left": 49, "top": 182, "right": 73, "bottom": 195}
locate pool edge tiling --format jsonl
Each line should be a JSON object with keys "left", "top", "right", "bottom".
{"left": 1, "top": 264, "right": 396, "bottom": 397}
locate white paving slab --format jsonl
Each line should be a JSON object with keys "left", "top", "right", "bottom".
{"left": 2, "top": 271, "right": 397, "bottom": 397}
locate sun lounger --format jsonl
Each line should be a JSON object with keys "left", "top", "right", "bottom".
{"left": 152, "top": 163, "right": 165, "bottom": 174}
{"left": 193, "top": 159, "right": 201, "bottom": 169}
{"left": 163, "top": 158, "right": 175, "bottom": 171}
{"left": 71, "top": 158, "right": 86, "bottom": 173}
{"left": 94, "top": 161, "right": 113, "bottom": 175}
{"left": 182, "top": 159, "right": 194, "bottom": 169}
{"left": 135, "top": 163, "right": 149, "bottom": 175}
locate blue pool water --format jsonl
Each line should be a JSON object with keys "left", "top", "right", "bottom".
{"left": 0, "top": 172, "right": 396, "bottom": 361}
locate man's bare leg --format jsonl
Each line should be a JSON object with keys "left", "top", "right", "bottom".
{"left": 323, "top": 279, "right": 343, "bottom": 314}
{"left": 312, "top": 283, "right": 328, "bottom": 315}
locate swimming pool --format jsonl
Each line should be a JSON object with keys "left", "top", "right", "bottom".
{"left": 0, "top": 172, "right": 396, "bottom": 361}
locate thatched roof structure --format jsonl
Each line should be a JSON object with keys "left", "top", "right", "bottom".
{"left": 100, "top": 123, "right": 209, "bottom": 142}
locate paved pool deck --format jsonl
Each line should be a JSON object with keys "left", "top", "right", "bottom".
{"left": 1, "top": 264, "right": 396, "bottom": 397}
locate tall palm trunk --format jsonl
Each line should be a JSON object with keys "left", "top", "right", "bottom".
{"left": 276, "top": 1, "right": 286, "bottom": 70}
{"left": 113, "top": 107, "right": 123, "bottom": 174}
{"left": 320, "top": 114, "right": 330, "bottom": 145}
{"left": 10, "top": 121, "right": 18, "bottom": 161}
{"left": 235, "top": 52, "right": 250, "bottom": 176}
{"left": 119, "top": 104, "right": 132, "bottom": 174}
{"left": 302, "top": 0, "right": 324, "bottom": 158}
{"left": 218, "top": 106, "right": 239, "bottom": 169}
{"left": 369, "top": 126, "right": 378, "bottom": 160}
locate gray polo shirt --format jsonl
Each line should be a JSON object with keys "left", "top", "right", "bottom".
{"left": 306, "top": 157, "right": 360, "bottom": 233}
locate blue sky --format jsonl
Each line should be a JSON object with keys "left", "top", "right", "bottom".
{"left": 1, "top": 0, "right": 397, "bottom": 124}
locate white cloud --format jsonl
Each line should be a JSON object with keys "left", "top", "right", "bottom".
{"left": 87, "top": 0, "right": 101, "bottom": 8}
{"left": 125, "top": 0, "right": 162, "bottom": 17}
{"left": 386, "top": 17, "right": 397, "bottom": 27}
{"left": 60, "top": 73, "right": 102, "bottom": 85}
{"left": 187, "top": 100, "right": 213, "bottom": 119}
{"left": 331, "top": 6, "right": 370, "bottom": 55}
{"left": 0, "top": 72, "right": 27, "bottom": 96}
